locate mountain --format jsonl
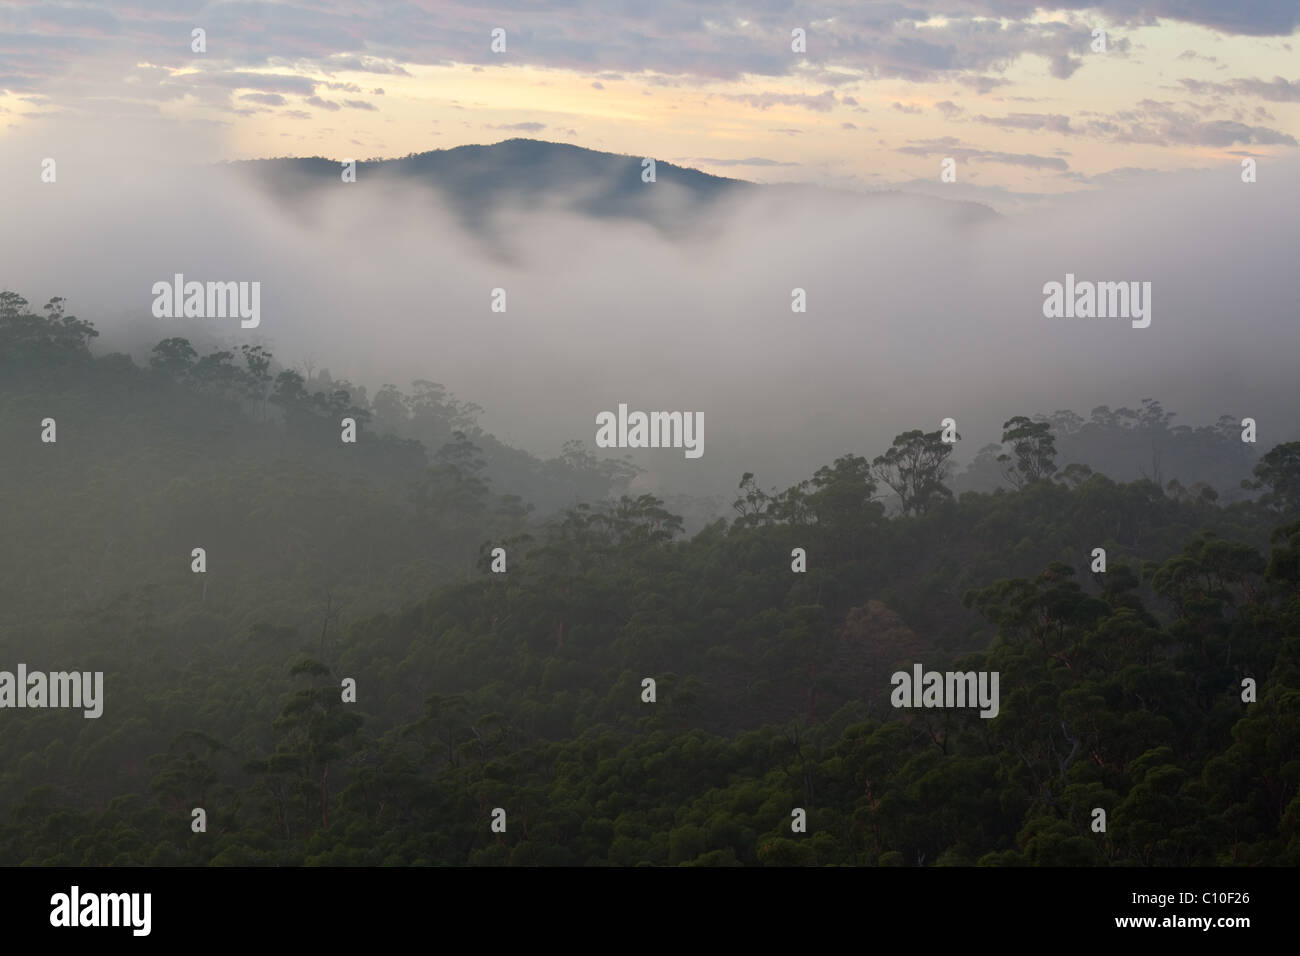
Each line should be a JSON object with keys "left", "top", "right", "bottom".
{"left": 224, "top": 138, "right": 998, "bottom": 235}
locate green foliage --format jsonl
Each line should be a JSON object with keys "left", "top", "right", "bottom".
{"left": 998, "top": 415, "right": 1058, "bottom": 488}
{"left": 2, "top": 293, "right": 1298, "bottom": 865}
{"left": 872, "top": 429, "right": 957, "bottom": 516}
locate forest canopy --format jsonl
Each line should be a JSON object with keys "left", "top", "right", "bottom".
{"left": 2, "top": 293, "right": 1298, "bottom": 866}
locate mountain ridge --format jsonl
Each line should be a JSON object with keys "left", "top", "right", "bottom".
{"left": 224, "top": 138, "right": 1000, "bottom": 231}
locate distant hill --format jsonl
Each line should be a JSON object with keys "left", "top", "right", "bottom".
{"left": 224, "top": 138, "right": 998, "bottom": 235}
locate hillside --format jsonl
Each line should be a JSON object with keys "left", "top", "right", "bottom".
{"left": 2, "top": 294, "right": 1298, "bottom": 866}
{"left": 226, "top": 138, "right": 999, "bottom": 236}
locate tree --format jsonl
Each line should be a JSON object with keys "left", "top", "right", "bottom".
{"left": 732, "top": 472, "right": 773, "bottom": 527}
{"left": 556, "top": 440, "right": 639, "bottom": 496}
{"left": 997, "top": 416, "right": 1058, "bottom": 488}
{"left": 1245, "top": 442, "right": 1300, "bottom": 516}
{"left": 594, "top": 494, "right": 684, "bottom": 550}
{"left": 808, "top": 454, "right": 878, "bottom": 521}
{"left": 0, "top": 292, "right": 98, "bottom": 365}
{"left": 957, "top": 443, "right": 1006, "bottom": 493}
{"left": 371, "top": 384, "right": 411, "bottom": 433}
{"left": 262, "top": 657, "right": 363, "bottom": 834}
{"left": 191, "top": 349, "right": 241, "bottom": 396}
{"left": 871, "top": 429, "right": 956, "bottom": 516}
{"left": 240, "top": 344, "right": 274, "bottom": 419}
{"left": 1057, "top": 462, "right": 1094, "bottom": 489}
{"left": 0, "top": 290, "right": 28, "bottom": 319}
{"left": 410, "top": 379, "right": 482, "bottom": 432}
{"left": 149, "top": 337, "right": 198, "bottom": 379}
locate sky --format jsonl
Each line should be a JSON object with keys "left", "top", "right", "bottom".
{"left": 2, "top": 1, "right": 1298, "bottom": 206}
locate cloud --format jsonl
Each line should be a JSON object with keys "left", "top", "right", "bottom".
{"left": 1069, "top": 166, "right": 1173, "bottom": 188}
{"left": 720, "top": 90, "right": 841, "bottom": 112}
{"left": 1181, "top": 76, "right": 1300, "bottom": 102}
{"left": 1048, "top": 55, "right": 1085, "bottom": 80}
{"left": 956, "top": 75, "right": 1011, "bottom": 94}
{"left": 240, "top": 93, "right": 287, "bottom": 107}
{"left": 490, "top": 122, "right": 547, "bottom": 132}
{"left": 690, "top": 157, "right": 799, "bottom": 167}
{"left": 1179, "top": 119, "right": 1296, "bottom": 146}
{"left": 193, "top": 73, "right": 319, "bottom": 95}
{"left": 3, "top": 0, "right": 1295, "bottom": 186}
{"left": 975, "top": 0, "right": 1297, "bottom": 35}
{"left": 970, "top": 99, "right": 1300, "bottom": 149}
{"left": 977, "top": 112, "right": 1074, "bottom": 134}
{"left": 7, "top": 135, "right": 1295, "bottom": 508}
{"left": 322, "top": 55, "right": 411, "bottom": 76}
{"left": 2, "top": 0, "right": 1295, "bottom": 112}
{"left": 898, "top": 137, "right": 1070, "bottom": 170}
{"left": 1100, "top": 99, "right": 1297, "bottom": 146}
{"left": 885, "top": 176, "right": 1056, "bottom": 212}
